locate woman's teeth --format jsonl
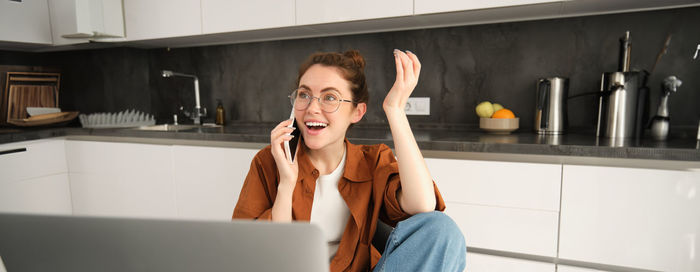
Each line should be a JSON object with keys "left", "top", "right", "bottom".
{"left": 305, "top": 122, "right": 328, "bottom": 129}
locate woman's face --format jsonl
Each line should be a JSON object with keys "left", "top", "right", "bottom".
{"left": 295, "top": 64, "right": 366, "bottom": 151}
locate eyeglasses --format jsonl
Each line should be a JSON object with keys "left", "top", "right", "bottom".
{"left": 289, "top": 88, "right": 355, "bottom": 113}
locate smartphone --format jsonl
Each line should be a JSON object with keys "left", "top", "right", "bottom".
{"left": 284, "top": 107, "right": 301, "bottom": 163}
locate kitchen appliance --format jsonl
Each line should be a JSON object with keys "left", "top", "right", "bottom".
{"left": 596, "top": 71, "right": 644, "bottom": 138}
{"left": 596, "top": 31, "right": 646, "bottom": 139}
{"left": 534, "top": 77, "right": 568, "bottom": 135}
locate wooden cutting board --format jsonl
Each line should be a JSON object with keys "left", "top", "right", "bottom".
{"left": 7, "top": 111, "right": 78, "bottom": 127}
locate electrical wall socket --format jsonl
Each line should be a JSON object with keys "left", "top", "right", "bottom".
{"left": 405, "top": 97, "right": 430, "bottom": 115}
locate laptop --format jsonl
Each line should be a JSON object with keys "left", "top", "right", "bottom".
{"left": 0, "top": 213, "right": 329, "bottom": 272}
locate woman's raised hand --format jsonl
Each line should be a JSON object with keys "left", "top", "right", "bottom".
{"left": 270, "top": 119, "right": 299, "bottom": 186}
{"left": 383, "top": 49, "right": 422, "bottom": 112}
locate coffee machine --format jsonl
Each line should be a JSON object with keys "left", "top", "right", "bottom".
{"left": 596, "top": 31, "right": 647, "bottom": 140}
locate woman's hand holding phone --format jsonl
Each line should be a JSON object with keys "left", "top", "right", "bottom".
{"left": 270, "top": 119, "right": 299, "bottom": 187}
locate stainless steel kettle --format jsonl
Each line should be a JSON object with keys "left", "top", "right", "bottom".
{"left": 534, "top": 77, "right": 569, "bottom": 135}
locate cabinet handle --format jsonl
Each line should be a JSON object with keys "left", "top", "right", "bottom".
{"left": 0, "top": 148, "right": 27, "bottom": 156}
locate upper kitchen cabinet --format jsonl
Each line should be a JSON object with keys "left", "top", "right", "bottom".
{"left": 201, "top": 0, "right": 295, "bottom": 34}
{"left": 414, "top": 0, "right": 565, "bottom": 15}
{"left": 0, "top": 0, "right": 52, "bottom": 45}
{"left": 48, "top": 0, "right": 125, "bottom": 46}
{"left": 560, "top": 0, "right": 700, "bottom": 16}
{"left": 296, "top": 0, "right": 412, "bottom": 25}
{"left": 123, "top": 0, "right": 202, "bottom": 41}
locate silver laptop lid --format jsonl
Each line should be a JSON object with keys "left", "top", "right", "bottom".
{"left": 0, "top": 213, "right": 329, "bottom": 272}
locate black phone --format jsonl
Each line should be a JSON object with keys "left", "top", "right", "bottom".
{"left": 284, "top": 108, "right": 301, "bottom": 163}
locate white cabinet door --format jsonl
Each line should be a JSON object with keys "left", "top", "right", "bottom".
{"left": 202, "top": 0, "right": 294, "bottom": 33}
{"left": 446, "top": 202, "right": 559, "bottom": 257}
{"left": 123, "top": 0, "right": 201, "bottom": 41}
{"left": 47, "top": 0, "right": 89, "bottom": 45}
{"left": 48, "top": 0, "right": 125, "bottom": 45}
{"left": 172, "top": 145, "right": 258, "bottom": 221}
{"left": 0, "top": 174, "right": 72, "bottom": 215}
{"left": 296, "top": 0, "right": 412, "bottom": 25}
{"left": 66, "top": 141, "right": 177, "bottom": 219}
{"left": 0, "top": 139, "right": 70, "bottom": 215}
{"left": 559, "top": 165, "right": 700, "bottom": 272}
{"left": 425, "top": 158, "right": 561, "bottom": 257}
{"left": 426, "top": 158, "right": 561, "bottom": 211}
{"left": 466, "top": 252, "right": 555, "bottom": 272}
{"left": 0, "top": 139, "right": 67, "bottom": 182}
{"left": 0, "top": 0, "right": 52, "bottom": 44}
{"left": 414, "top": 0, "right": 564, "bottom": 15}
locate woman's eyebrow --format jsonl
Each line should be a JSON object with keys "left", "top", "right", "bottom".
{"left": 320, "top": 87, "right": 339, "bottom": 93}
{"left": 298, "top": 85, "right": 339, "bottom": 93}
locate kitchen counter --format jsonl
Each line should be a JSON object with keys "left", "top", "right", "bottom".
{"left": 1, "top": 123, "right": 699, "bottom": 164}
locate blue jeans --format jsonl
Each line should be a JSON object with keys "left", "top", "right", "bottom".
{"left": 374, "top": 211, "right": 466, "bottom": 272}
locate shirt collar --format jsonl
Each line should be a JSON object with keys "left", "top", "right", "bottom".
{"left": 341, "top": 138, "right": 372, "bottom": 182}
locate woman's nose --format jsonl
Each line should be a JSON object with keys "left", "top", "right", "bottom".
{"left": 306, "top": 97, "right": 322, "bottom": 113}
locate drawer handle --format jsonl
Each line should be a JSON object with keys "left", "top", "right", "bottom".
{"left": 0, "top": 148, "right": 27, "bottom": 156}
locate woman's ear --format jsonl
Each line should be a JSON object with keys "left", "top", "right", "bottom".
{"left": 351, "top": 103, "right": 367, "bottom": 124}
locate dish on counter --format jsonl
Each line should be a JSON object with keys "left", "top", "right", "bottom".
{"left": 480, "top": 117, "right": 519, "bottom": 134}
{"left": 26, "top": 107, "right": 61, "bottom": 116}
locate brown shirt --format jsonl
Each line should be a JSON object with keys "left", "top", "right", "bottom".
{"left": 232, "top": 138, "right": 446, "bottom": 272}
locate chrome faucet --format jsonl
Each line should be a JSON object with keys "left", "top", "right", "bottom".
{"left": 162, "top": 70, "right": 206, "bottom": 125}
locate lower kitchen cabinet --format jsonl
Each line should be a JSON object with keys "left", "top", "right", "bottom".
{"left": 445, "top": 202, "right": 559, "bottom": 257}
{"left": 466, "top": 252, "right": 555, "bottom": 272}
{"left": 64, "top": 140, "right": 259, "bottom": 220}
{"left": 172, "top": 145, "right": 258, "bottom": 221}
{"left": 559, "top": 165, "right": 700, "bottom": 272}
{"left": 66, "top": 140, "right": 178, "bottom": 219}
{"left": 0, "top": 139, "right": 71, "bottom": 215}
{"left": 425, "top": 158, "right": 561, "bottom": 257}
{"left": 0, "top": 173, "right": 72, "bottom": 215}
{"left": 0, "top": 139, "right": 68, "bottom": 183}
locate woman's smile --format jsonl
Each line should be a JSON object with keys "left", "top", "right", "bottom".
{"left": 303, "top": 119, "right": 329, "bottom": 136}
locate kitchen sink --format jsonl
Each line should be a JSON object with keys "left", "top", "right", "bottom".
{"left": 131, "top": 124, "right": 220, "bottom": 132}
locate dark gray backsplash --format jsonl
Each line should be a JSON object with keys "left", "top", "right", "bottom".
{"left": 2, "top": 7, "right": 699, "bottom": 130}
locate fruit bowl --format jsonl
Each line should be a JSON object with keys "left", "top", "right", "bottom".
{"left": 479, "top": 118, "right": 519, "bottom": 134}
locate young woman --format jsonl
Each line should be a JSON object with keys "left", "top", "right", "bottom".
{"left": 233, "top": 49, "right": 465, "bottom": 272}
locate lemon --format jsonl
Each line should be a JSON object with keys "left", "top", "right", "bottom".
{"left": 476, "top": 101, "right": 494, "bottom": 118}
{"left": 492, "top": 103, "right": 504, "bottom": 112}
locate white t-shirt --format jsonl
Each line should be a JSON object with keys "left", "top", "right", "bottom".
{"left": 309, "top": 149, "right": 351, "bottom": 260}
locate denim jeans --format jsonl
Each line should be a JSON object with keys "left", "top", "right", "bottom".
{"left": 373, "top": 211, "right": 466, "bottom": 272}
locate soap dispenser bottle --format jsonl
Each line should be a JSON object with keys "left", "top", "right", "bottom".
{"left": 215, "top": 99, "right": 225, "bottom": 125}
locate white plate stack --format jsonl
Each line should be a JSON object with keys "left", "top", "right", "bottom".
{"left": 79, "top": 109, "right": 156, "bottom": 128}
